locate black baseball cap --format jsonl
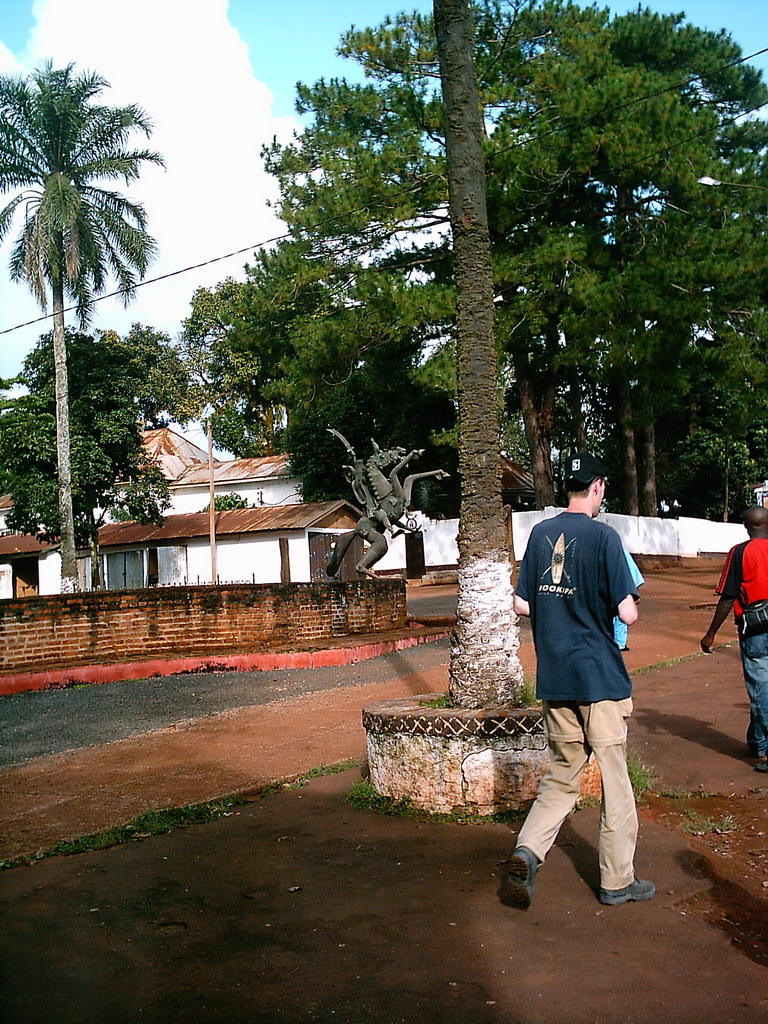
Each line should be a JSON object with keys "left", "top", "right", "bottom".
{"left": 563, "top": 452, "right": 609, "bottom": 486}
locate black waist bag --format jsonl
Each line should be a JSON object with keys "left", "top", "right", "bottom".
{"left": 741, "top": 599, "right": 768, "bottom": 638}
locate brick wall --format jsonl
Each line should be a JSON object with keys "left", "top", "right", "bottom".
{"left": 0, "top": 581, "right": 407, "bottom": 677}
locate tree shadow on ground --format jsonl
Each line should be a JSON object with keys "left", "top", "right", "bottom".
{"left": 634, "top": 707, "right": 748, "bottom": 764}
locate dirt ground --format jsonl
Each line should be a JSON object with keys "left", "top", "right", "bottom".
{"left": 1, "top": 560, "right": 767, "bottom": 1023}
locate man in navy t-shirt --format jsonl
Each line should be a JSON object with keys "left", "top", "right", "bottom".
{"left": 501, "top": 453, "right": 655, "bottom": 909}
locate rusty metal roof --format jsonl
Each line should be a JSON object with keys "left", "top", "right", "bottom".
{"left": 97, "top": 500, "right": 361, "bottom": 547}
{"left": 0, "top": 533, "right": 55, "bottom": 557}
{"left": 142, "top": 428, "right": 209, "bottom": 480}
{"left": 501, "top": 455, "right": 534, "bottom": 492}
{"left": 0, "top": 494, "right": 12, "bottom": 510}
{"left": 173, "top": 453, "right": 293, "bottom": 487}
{"left": 140, "top": 429, "right": 294, "bottom": 486}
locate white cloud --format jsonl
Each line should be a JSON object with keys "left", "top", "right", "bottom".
{"left": 0, "top": 38, "right": 24, "bottom": 74}
{"left": 0, "top": 0, "right": 297, "bottom": 376}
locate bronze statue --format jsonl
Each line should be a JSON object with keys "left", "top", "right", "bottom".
{"left": 326, "top": 429, "right": 449, "bottom": 580}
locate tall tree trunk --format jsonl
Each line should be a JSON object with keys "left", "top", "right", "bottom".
{"left": 638, "top": 421, "right": 658, "bottom": 517}
{"left": 89, "top": 532, "right": 102, "bottom": 590}
{"left": 52, "top": 279, "right": 79, "bottom": 592}
{"left": 616, "top": 379, "right": 639, "bottom": 516}
{"left": 515, "top": 352, "right": 556, "bottom": 508}
{"left": 567, "top": 364, "right": 588, "bottom": 451}
{"left": 434, "top": 0, "right": 522, "bottom": 707}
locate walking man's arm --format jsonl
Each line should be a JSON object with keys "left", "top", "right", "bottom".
{"left": 700, "top": 596, "right": 735, "bottom": 653}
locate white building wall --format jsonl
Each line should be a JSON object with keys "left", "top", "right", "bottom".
{"left": 38, "top": 550, "right": 62, "bottom": 595}
{"left": 367, "top": 513, "right": 460, "bottom": 573}
{"left": 186, "top": 534, "right": 286, "bottom": 585}
{"left": 2, "top": 511, "right": 749, "bottom": 598}
{"left": 287, "top": 533, "right": 311, "bottom": 582}
{"left": 375, "top": 530, "right": 407, "bottom": 573}
{"left": 167, "top": 479, "right": 301, "bottom": 515}
{"left": 421, "top": 517, "right": 460, "bottom": 568}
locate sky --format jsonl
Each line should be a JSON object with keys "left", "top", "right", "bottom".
{"left": 1, "top": 0, "right": 766, "bottom": 389}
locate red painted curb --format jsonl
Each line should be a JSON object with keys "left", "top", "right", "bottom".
{"left": 0, "top": 630, "right": 452, "bottom": 695}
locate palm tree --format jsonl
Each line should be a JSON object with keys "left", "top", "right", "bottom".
{"left": 434, "top": 0, "right": 523, "bottom": 706}
{"left": 0, "top": 62, "right": 163, "bottom": 591}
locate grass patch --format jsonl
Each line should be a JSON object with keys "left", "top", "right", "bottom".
{"left": 680, "top": 810, "right": 739, "bottom": 836}
{"left": 632, "top": 650, "right": 724, "bottom": 675}
{"left": 1, "top": 759, "right": 361, "bottom": 871}
{"left": 627, "top": 749, "right": 657, "bottom": 797}
{"left": 418, "top": 681, "right": 540, "bottom": 711}
{"left": 259, "top": 758, "right": 359, "bottom": 796}
{"left": 1, "top": 795, "right": 248, "bottom": 870}
{"left": 514, "top": 678, "right": 540, "bottom": 708}
{"left": 419, "top": 695, "right": 451, "bottom": 709}
{"left": 346, "top": 779, "right": 525, "bottom": 825}
{"left": 576, "top": 794, "right": 600, "bottom": 808}
{"left": 656, "top": 785, "right": 693, "bottom": 799}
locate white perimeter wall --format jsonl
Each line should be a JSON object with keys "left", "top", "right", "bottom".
{"left": 385, "top": 509, "right": 748, "bottom": 573}
{"left": 0, "top": 512, "right": 748, "bottom": 596}
{"left": 510, "top": 507, "right": 746, "bottom": 561}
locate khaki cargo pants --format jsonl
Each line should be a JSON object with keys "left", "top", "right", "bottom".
{"left": 516, "top": 698, "right": 637, "bottom": 891}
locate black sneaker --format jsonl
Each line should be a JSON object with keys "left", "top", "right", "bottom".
{"left": 599, "top": 878, "right": 655, "bottom": 905}
{"left": 754, "top": 759, "right": 768, "bottom": 773}
{"left": 499, "top": 846, "right": 539, "bottom": 909}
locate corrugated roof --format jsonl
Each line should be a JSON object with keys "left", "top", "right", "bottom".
{"left": 97, "top": 500, "right": 360, "bottom": 547}
{"left": 142, "top": 427, "right": 209, "bottom": 480}
{"left": 0, "top": 533, "right": 55, "bottom": 557}
{"left": 173, "top": 453, "right": 293, "bottom": 487}
{"left": 140, "top": 429, "right": 294, "bottom": 487}
{"left": 501, "top": 455, "right": 534, "bottom": 492}
{"left": 0, "top": 494, "right": 12, "bottom": 510}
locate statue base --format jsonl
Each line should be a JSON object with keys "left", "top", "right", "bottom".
{"left": 362, "top": 695, "right": 601, "bottom": 816}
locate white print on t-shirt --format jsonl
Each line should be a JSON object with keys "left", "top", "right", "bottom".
{"left": 540, "top": 532, "right": 577, "bottom": 590}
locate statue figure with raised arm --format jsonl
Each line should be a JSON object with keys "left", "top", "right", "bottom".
{"left": 325, "top": 429, "right": 449, "bottom": 580}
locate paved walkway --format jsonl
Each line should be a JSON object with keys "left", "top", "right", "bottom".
{"left": 1, "top": 566, "right": 767, "bottom": 1023}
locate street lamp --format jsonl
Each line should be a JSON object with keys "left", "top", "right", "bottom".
{"left": 697, "top": 174, "right": 766, "bottom": 522}
{"left": 697, "top": 175, "right": 768, "bottom": 191}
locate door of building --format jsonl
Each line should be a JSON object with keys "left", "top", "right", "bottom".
{"left": 308, "top": 532, "right": 363, "bottom": 582}
{"left": 404, "top": 531, "right": 426, "bottom": 579}
{"left": 12, "top": 556, "right": 39, "bottom": 597}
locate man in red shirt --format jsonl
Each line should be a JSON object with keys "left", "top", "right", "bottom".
{"left": 701, "top": 505, "right": 768, "bottom": 773}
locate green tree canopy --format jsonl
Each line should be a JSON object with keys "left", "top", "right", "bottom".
{"left": 0, "top": 329, "right": 171, "bottom": 586}
{"left": 255, "top": 0, "right": 768, "bottom": 513}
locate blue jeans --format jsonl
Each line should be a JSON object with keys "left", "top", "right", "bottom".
{"left": 740, "top": 631, "right": 768, "bottom": 757}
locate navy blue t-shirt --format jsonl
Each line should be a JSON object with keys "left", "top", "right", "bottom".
{"left": 516, "top": 512, "right": 638, "bottom": 701}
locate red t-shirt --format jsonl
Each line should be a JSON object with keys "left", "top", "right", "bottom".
{"left": 716, "top": 538, "right": 768, "bottom": 617}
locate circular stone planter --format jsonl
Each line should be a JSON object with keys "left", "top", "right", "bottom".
{"left": 362, "top": 694, "right": 601, "bottom": 816}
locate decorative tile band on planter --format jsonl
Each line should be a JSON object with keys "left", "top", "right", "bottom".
{"left": 362, "top": 694, "right": 601, "bottom": 816}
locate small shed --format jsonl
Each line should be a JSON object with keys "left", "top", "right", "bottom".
{"left": 96, "top": 500, "right": 365, "bottom": 588}
{"left": 0, "top": 532, "right": 58, "bottom": 599}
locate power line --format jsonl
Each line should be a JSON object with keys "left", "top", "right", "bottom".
{"left": 1, "top": 42, "right": 766, "bottom": 339}
{"left": 0, "top": 176, "right": 441, "bottom": 337}
{"left": 602, "top": 98, "right": 768, "bottom": 181}
{"left": 0, "top": 229, "right": 293, "bottom": 337}
{"left": 488, "top": 44, "right": 768, "bottom": 162}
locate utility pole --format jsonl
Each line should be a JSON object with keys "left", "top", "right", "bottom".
{"left": 207, "top": 417, "right": 217, "bottom": 584}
